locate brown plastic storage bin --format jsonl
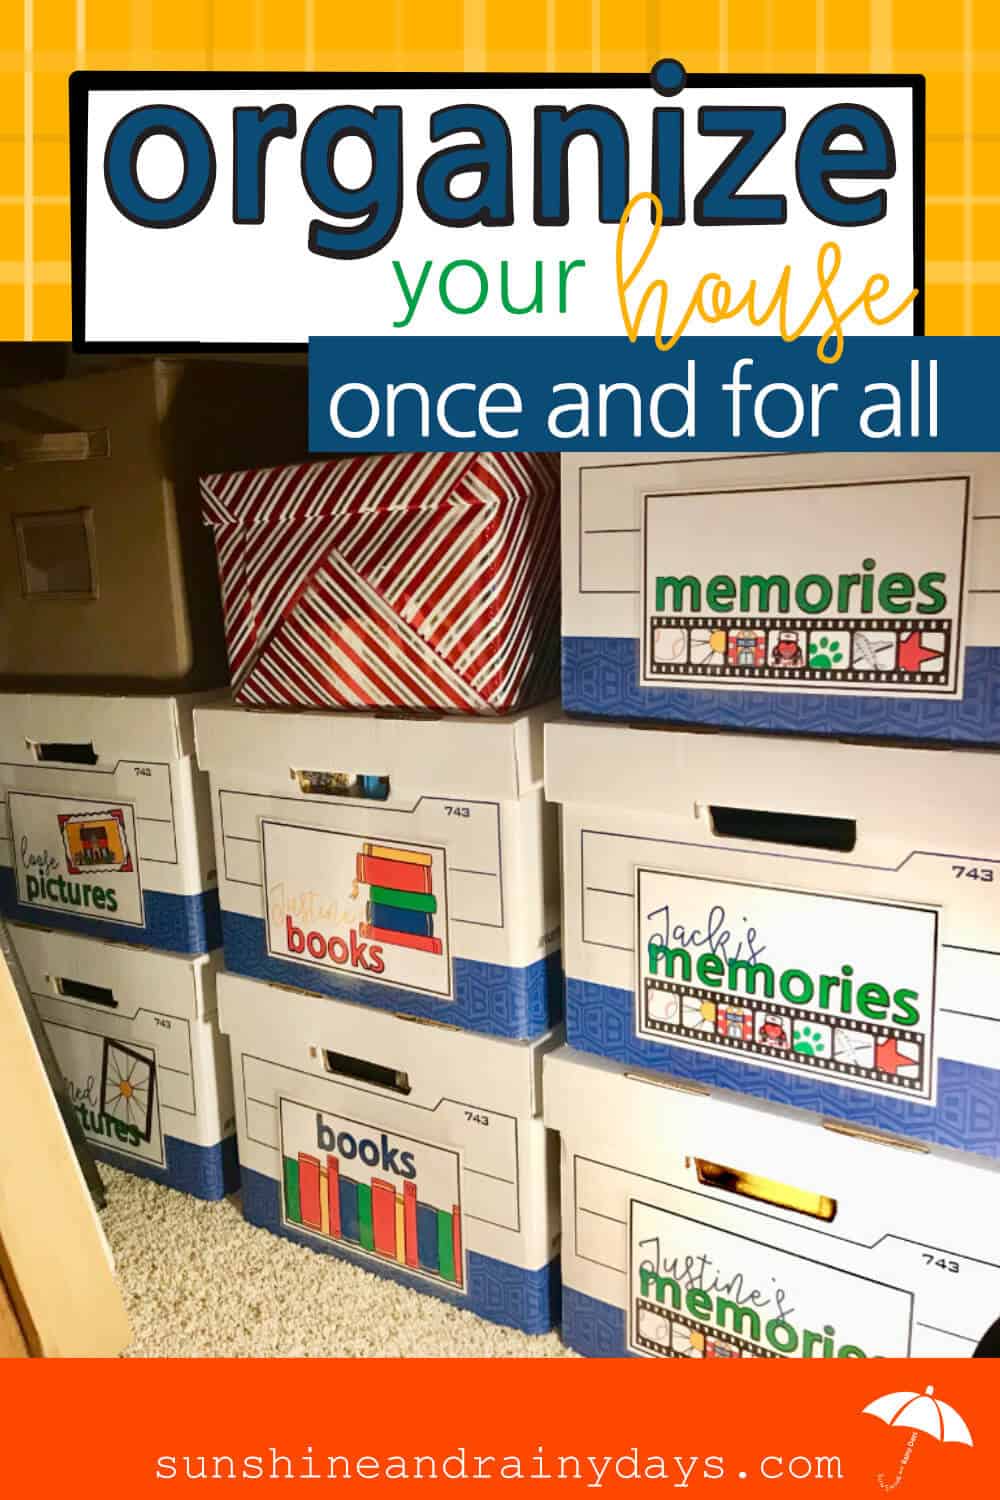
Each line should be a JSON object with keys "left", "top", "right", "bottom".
{"left": 0, "top": 359, "right": 307, "bottom": 690}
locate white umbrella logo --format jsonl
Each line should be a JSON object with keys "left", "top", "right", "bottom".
{"left": 863, "top": 1385, "right": 973, "bottom": 1491}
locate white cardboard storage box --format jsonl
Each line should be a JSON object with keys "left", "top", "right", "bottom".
{"left": 219, "top": 972, "right": 561, "bottom": 1332}
{"left": 547, "top": 717, "right": 1000, "bottom": 1157}
{"left": 545, "top": 1046, "right": 1000, "bottom": 1359}
{"left": 0, "top": 694, "right": 220, "bottom": 954}
{"left": 10, "top": 923, "right": 236, "bottom": 1199}
{"left": 562, "top": 452, "right": 1000, "bottom": 745}
{"left": 195, "top": 701, "right": 561, "bottom": 1038}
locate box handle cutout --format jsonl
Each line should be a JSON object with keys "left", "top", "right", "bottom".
{"left": 14, "top": 508, "right": 99, "bottom": 599}
{"left": 322, "top": 1049, "right": 411, "bottom": 1095}
{"left": 693, "top": 1157, "right": 837, "bottom": 1221}
{"left": 0, "top": 429, "right": 110, "bottom": 466}
{"left": 708, "top": 804, "right": 857, "bottom": 852}
{"left": 293, "top": 768, "right": 389, "bottom": 801}
{"left": 31, "top": 740, "right": 98, "bottom": 766}
{"left": 56, "top": 976, "right": 117, "bottom": 1008}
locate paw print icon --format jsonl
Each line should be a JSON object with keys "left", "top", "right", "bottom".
{"left": 793, "top": 1022, "right": 829, "bottom": 1056}
{"left": 809, "top": 634, "right": 848, "bottom": 669}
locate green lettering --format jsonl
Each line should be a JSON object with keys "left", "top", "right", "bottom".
{"left": 649, "top": 944, "right": 692, "bottom": 982}
{"left": 795, "top": 574, "right": 833, "bottom": 613}
{"left": 890, "top": 988, "right": 920, "bottom": 1027}
{"left": 801, "top": 1328, "right": 825, "bottom": 1358}
{"left": 655, "top": 575, "right": 701, "bottom": 612}
{"left": 696, "top": 953, "right": 724, "bottom": 987}
{"left": 878, "top": 571, "right": 915, "bottom": 613}
{"left": 500, "top": 260, "right": 543, "bottom": 315}
{"left": 716, "top": 1300, "right": 761, "bottom": 1342}
{"left": 685, "top": 1288, "right": 712, "bottom": 1322}
{"left": 779, "top": 968, "right": 814, "bottom": 1004}
{"left": 766, "top": 1317, "right": 799, "bottom": 1354}
{"left": 727, "top": 958, "right": 775, "bottom": 998}
{"left": 706, "top": 574, "right": 737, "bottom": 611}
{"left": 916, "top": 570, "right": 947, "bottom": 615}
{"left": 439, "top": 259, "right": 488, "bottom": 315}
{"left": 836, "top": 573, "right": 862, "bottom": 612}
{"left": 558, "top": 259, "right": 586, "bottom": 313}
{"left": 641, "top": 1269, "right": 682, "bottom": 1309}
{"left": 856, "top": 981, "right": 890, "bottom": 1022}
{"left": 837, "top": 1345, "right": 868, "bottom": 1358}
{"left": 816, "top": 973, "right": 843, "bottom": 1012}
{"left": 739, "top": 574, "right": 791, "bottom": 613}
{"left": 105, "top": 889, "right": 118, "bottom": 913}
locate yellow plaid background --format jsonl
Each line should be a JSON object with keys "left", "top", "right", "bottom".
{"left": 3, "top": 0, "right": 997, "bottom": 339}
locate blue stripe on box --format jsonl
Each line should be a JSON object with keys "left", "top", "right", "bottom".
{"left": 240, "top": 1166, "right": 559, "bottom": 1334}
{"left": 220, "top": 910, "right": 562, "bottom": 1039}
{"left": 566, "top": 975, "right": 1000, "bottom": 1159}
{"left": 91, "top": 1132, "right": 238, "bottom": 1201}
{"left": 562, "top": 1286, "right": 630, "bottom": 1358}
{"left": 562, "top": 637, "right": 1000, "bottom": 747}
{"left": 0, "top": 867, "right": 221, "bottom": 955}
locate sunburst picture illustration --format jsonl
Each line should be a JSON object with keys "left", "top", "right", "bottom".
{"left": 100, "top": 1038, "right": 156, "bottom": 1142}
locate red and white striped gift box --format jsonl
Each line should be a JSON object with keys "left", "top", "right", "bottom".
{"left": 200, "top": 451, "right": 560, "bottom": 713}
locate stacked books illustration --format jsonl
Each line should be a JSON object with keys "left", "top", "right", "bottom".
{"left": 283, "top": 1151, "right": 463, "bottom": 1286}
{"left": 356, "top": 843, "right": 443, "bottom": 956}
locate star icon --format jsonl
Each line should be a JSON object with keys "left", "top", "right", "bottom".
{"left": 898, "top": 631, "right": 944, "bottom": 673}
{"left": 875, "top": 1036, "right": 919, "bottom": 1076}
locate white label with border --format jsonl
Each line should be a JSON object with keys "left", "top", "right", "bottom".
{"left": 640, "top": 476, "right": 971, "bottom": 697}
{"left": 279, "top": 1099, "right": 465, "bottom": 1292}
{"left": 262, "top": 819, "right": 452, "bottom": 999}
{"left": 8, "top": 790, "right": 144, "bottom": 927}
{"left": 635, "top": 868, "right": 939, "bottom": 1103}
{"left": 628, "top": 1199, "right": 914, "bottom": 1359}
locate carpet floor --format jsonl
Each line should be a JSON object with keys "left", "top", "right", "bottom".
{"left": 101, "top": 1166, "right": 575, "bottom": 1358}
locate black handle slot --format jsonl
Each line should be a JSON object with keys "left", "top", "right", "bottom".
{"left": 56, "top": 976, "right": 117, "bottom": 1008}
{"left": 694, "top": 1157, "right": 836, "bottom": 1221}
{"left": 322, "top": 1049, "right": 411, "bottom": 1095}
{"left": 32, "top": 740, "right": 99, "bottom": 766}
{"left": 709, "top": 804, "right": 856, "bottom": 852}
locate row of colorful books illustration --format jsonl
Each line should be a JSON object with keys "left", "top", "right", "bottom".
{"left": 355, "top": 843, "right": 444, "bottom": 956}
{"left": 283, "top": 1152, "right": 463, "bottom": 1285}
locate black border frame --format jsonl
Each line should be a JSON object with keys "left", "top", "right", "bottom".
{"left": 638, "top": 473, "right": 970, "bottom": 694}
{"left": 68, "top": 68, "right": 926, "bottom": 352}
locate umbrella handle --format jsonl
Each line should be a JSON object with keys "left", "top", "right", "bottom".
{"left": 878, "top": 1430, "right": 920, "bottom": 1492}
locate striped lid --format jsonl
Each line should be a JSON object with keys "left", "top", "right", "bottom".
{"left": 200, "top": 451, "right": 557, "bottom": 529}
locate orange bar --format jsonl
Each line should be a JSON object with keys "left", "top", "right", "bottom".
{"left": 0, "top": 1358, "right": 993, "bottom": 1497}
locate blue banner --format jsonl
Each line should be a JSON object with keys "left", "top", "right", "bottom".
{"left": 308, "top": 337, "right": 996, "bottom": 452}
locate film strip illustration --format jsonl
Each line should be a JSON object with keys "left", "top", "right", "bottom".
{"left": 646, "top": 614, "right": 954, "bottom": 688}
{"left": 633, "top": 1298, "right": 775, "bottom": 1359}
{"left": 642, "top": 979, "right": 929, "bottom": 1096}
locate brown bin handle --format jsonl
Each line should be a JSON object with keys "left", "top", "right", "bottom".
{"left": 0, "top": 429, "right": 110, "bottom": 466}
